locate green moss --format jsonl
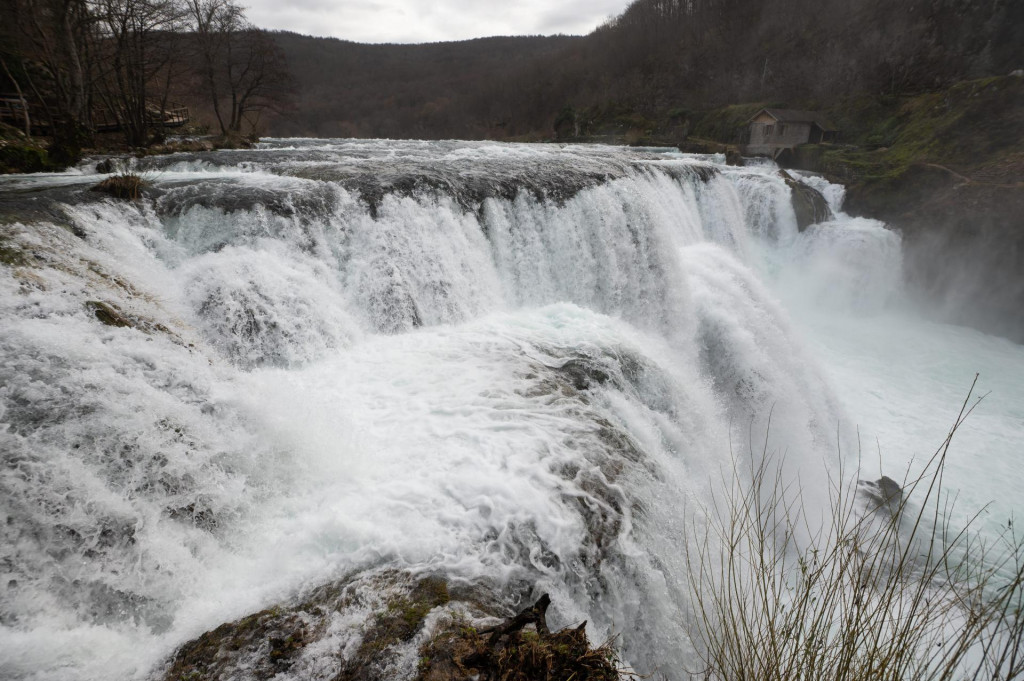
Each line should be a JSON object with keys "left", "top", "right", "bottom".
{"left": 0, "top": 244, "right": 29, "bottom": 267}
{"left": 691, "top": 102, "right": 768, "bottom": 143}
{"left": 828, "top": 76, "right": 1023, "bottom": 176}
{"left": 375, "top": 577, "right": 450, "bottom": 648}
{"left": 0, "top": 142, "right": 56, "bottom": 174}
{"left": 335, "top": 576, "right": 451, "bottom": 680}
{"left": 161, "top": 606, "right": 307, "bottom": 681}
{"left": 806, "top": 76, "right": 1024, "bottom": 220}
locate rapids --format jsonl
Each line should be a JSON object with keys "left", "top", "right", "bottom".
{"left": 0, "top": 139, "right": 1021, "bottom": 680}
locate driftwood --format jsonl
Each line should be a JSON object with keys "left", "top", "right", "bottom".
{"left": 429, "top": 594, "right": 615, "bottom": 681}
{"left": 482, "top": 594, "right": 554, "bottom": 643}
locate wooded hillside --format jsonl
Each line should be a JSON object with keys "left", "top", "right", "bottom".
{"left": 261, "top": 0, "right": 1023, "bottom": 140}
{"left": 267, "top": 33, "right": 581, "bottom": 140}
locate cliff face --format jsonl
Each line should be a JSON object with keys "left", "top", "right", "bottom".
{"left": 845, "top": 164, "right": 1024, "bottom": 342}
{"left": 769, "top": 75, "right": 1024, "bottom": 341}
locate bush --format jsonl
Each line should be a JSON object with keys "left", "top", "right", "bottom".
{"left": 687, "top": 380, "right": 1024, "bottom": 680}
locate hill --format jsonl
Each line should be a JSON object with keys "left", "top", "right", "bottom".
{"left": 263, "top": 0, "right": 1023, "bottom": 141}
{"left": 266, "top": 32, "right": 583, "bottom": 140}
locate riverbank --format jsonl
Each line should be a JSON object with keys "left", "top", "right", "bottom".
{"left": 0, "top": 123, "right": 259, "bottom": 174}
{"left": 811, "top": 76, "right": 1023, "bottom": 341}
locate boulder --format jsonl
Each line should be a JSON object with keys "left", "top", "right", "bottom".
{"left": 779, "top": 170, "right": 832, "bottom": 231}
{"left": 157, "top": 568, "right": 627, "bottom": 681}
{"left": 858, "top": 475, "right": 904, "bottom": 516}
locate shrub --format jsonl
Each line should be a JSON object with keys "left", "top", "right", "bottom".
{"left": 92, "top": 172, "right": 148, "bottom": 200}
{"left": 687, "top": 379, "right": 1024, "bottom": 680}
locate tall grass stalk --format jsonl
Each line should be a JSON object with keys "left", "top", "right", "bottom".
{"left": 687, "top": 379, "right": 1024, "bottom": 680}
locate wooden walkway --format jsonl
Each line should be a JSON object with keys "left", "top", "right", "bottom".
{"left": 0, "top": 95, "right": 189, "bottom": 134}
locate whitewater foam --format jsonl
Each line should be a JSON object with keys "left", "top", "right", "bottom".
{"left": 0, "top": 139, "right": 1020, "bottom": 680}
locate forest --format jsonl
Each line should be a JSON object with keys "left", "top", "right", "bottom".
{"left": 2, "top": 0, "right": 1020, "bottom": 149}
{"left": 0, "top": 0, "right": 291, "bottom": 163}
{"left": 262, "top": 0, "right": 1022, "bottom": 140}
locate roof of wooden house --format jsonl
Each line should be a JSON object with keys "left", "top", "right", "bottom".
{"left": 747, "top": 108, "right": 838, "bottom": 131}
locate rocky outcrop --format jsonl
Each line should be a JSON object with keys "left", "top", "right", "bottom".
{"left": 779, "top": 170, "right": 833, "bottom": 231}
{"left": 858, "top": 476, "right": 904, "bottom": 517}
{"left": 843, "top": 162, "right": 1024, "bottom": 343}
{"left": 157, "top": 568, "right": 627, "bottom": 681}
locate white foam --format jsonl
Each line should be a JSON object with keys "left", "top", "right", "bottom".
{"left": 1, "top": 140, "right": 1020, "bottom": 681}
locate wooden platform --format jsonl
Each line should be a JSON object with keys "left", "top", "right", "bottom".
{"left": 0, "top": 95, "right": 189, "bottom": 134}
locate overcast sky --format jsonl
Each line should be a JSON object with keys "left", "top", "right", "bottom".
{"left": 244, "top": 0, "right": 632, "bottom": 44}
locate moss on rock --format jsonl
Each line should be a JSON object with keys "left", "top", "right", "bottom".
{"left": 157, "top": 569, "right": 631, "bottom": 681}
{"left": 336, "top": 576, "right": 452, "bottom": 680}
{"left": 0, "top": 141, "right": 57, "bottom": 174}
{"left": 161, "top": 607, "right": 309, "bottom": 681}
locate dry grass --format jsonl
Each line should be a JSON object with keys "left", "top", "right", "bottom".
{"left": 91, "top": 172, "right": 148, "bottom": 200}
{"left": 418, "top": 595, "right": 633, "bottom": 681}
{"left": 687, "top": 377, "right": 1024, "bottom": 680}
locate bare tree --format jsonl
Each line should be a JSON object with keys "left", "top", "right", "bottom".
{"left": 187, "top": 0, "right": 291, "bottom": 137}
{"left": 91, "top": 0, "right": 188, "bottom": 146}
{"left": 2, "top": 0, "right": 96, "bottom": 159}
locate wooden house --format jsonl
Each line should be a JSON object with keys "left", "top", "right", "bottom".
{"left": 744, "top": 108, "right": 837, "bottom": 158}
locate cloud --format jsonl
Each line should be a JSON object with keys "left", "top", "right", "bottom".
{"left": 245, "top": 0, "right": 631, "bottom": 43}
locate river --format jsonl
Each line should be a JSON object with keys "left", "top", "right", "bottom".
{"left": 1, "top": 139, "right": 1021, "bottom": 680}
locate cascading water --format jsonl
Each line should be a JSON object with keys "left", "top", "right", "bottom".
{"left": 0, "top": 139, "right": 1021, "bottom": 680}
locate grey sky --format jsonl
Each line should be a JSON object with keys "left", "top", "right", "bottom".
{"left": 244, "top": 0, "right": 631, "bottom": 43}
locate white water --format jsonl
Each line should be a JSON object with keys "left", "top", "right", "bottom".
{"left": 0, "top": 139, "right": 1020, "bottom": 680}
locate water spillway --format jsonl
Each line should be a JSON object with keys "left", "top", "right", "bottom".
{"left": 0, "top": 139, "right": 1021, "bottom": 680}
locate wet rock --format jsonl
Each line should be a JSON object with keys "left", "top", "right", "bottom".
{"left": 94, "top": 159, "right": 117, "bottom": 174}
{"left": 556, "top": 357, "right": 612, "bottom": 391}
{"left": 858, "top": 475, "right": 904, "bottom": 516}
{"left": 725, "top": 147, "right": 744, "bottom": 166}
{"left": 84, "top": 300, "right": 177, "bottom": 338}
{"left": 0, "top": 241, "right": 29, "bottom": 267}
{"left": 158, "top": 569, "right": 627, "bottom": 681}
{"left": 779, "top": 170, "right": 832, "bottom": 231}
{"left": 0, "top": 141, "right": 57, "bottom": 174}
{"left": 162, "top": 606, "right": 309, "bottom": 680}
{"left": 158, "top": 570, "right": 465, "bottom": 681}
{"left": 86, "top": 300, "right": 133, "bottom": 328}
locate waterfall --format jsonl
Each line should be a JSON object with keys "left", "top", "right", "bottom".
{"left": 1, "top": 139, "right": 1018, "bottom": 681}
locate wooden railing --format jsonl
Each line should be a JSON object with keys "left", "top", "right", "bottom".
{"left": 145, "top": 103, "right": 189, "bottom": 128}
{"left": 0, "top": 95, "right": 30, "bottom": 129}
{"left": 0, "top": 95, "right": 190, "bottom": 133}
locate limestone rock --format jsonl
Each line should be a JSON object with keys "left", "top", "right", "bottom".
{"left": 779, "top": 170, "right": 833, "bottom": 231}
{"left": 156, "top": 568, "right": 627, "bottom": 681}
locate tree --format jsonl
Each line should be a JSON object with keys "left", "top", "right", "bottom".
{"left": 2, "top": 0, "right": 96, "bottom": 160}
{"left": 187, "top": 0, "right": 291, "bottom": 136}
{"left": 92, "top": 0, "right": 188, "bottom": 146}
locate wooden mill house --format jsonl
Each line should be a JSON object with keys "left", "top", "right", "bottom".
{"left": 744, "top": 108, "right": 838, "bottom": 158}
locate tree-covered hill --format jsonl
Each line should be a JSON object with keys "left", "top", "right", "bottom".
{"left": 263, "top": 0, "right": 1023, "bottom": 140}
